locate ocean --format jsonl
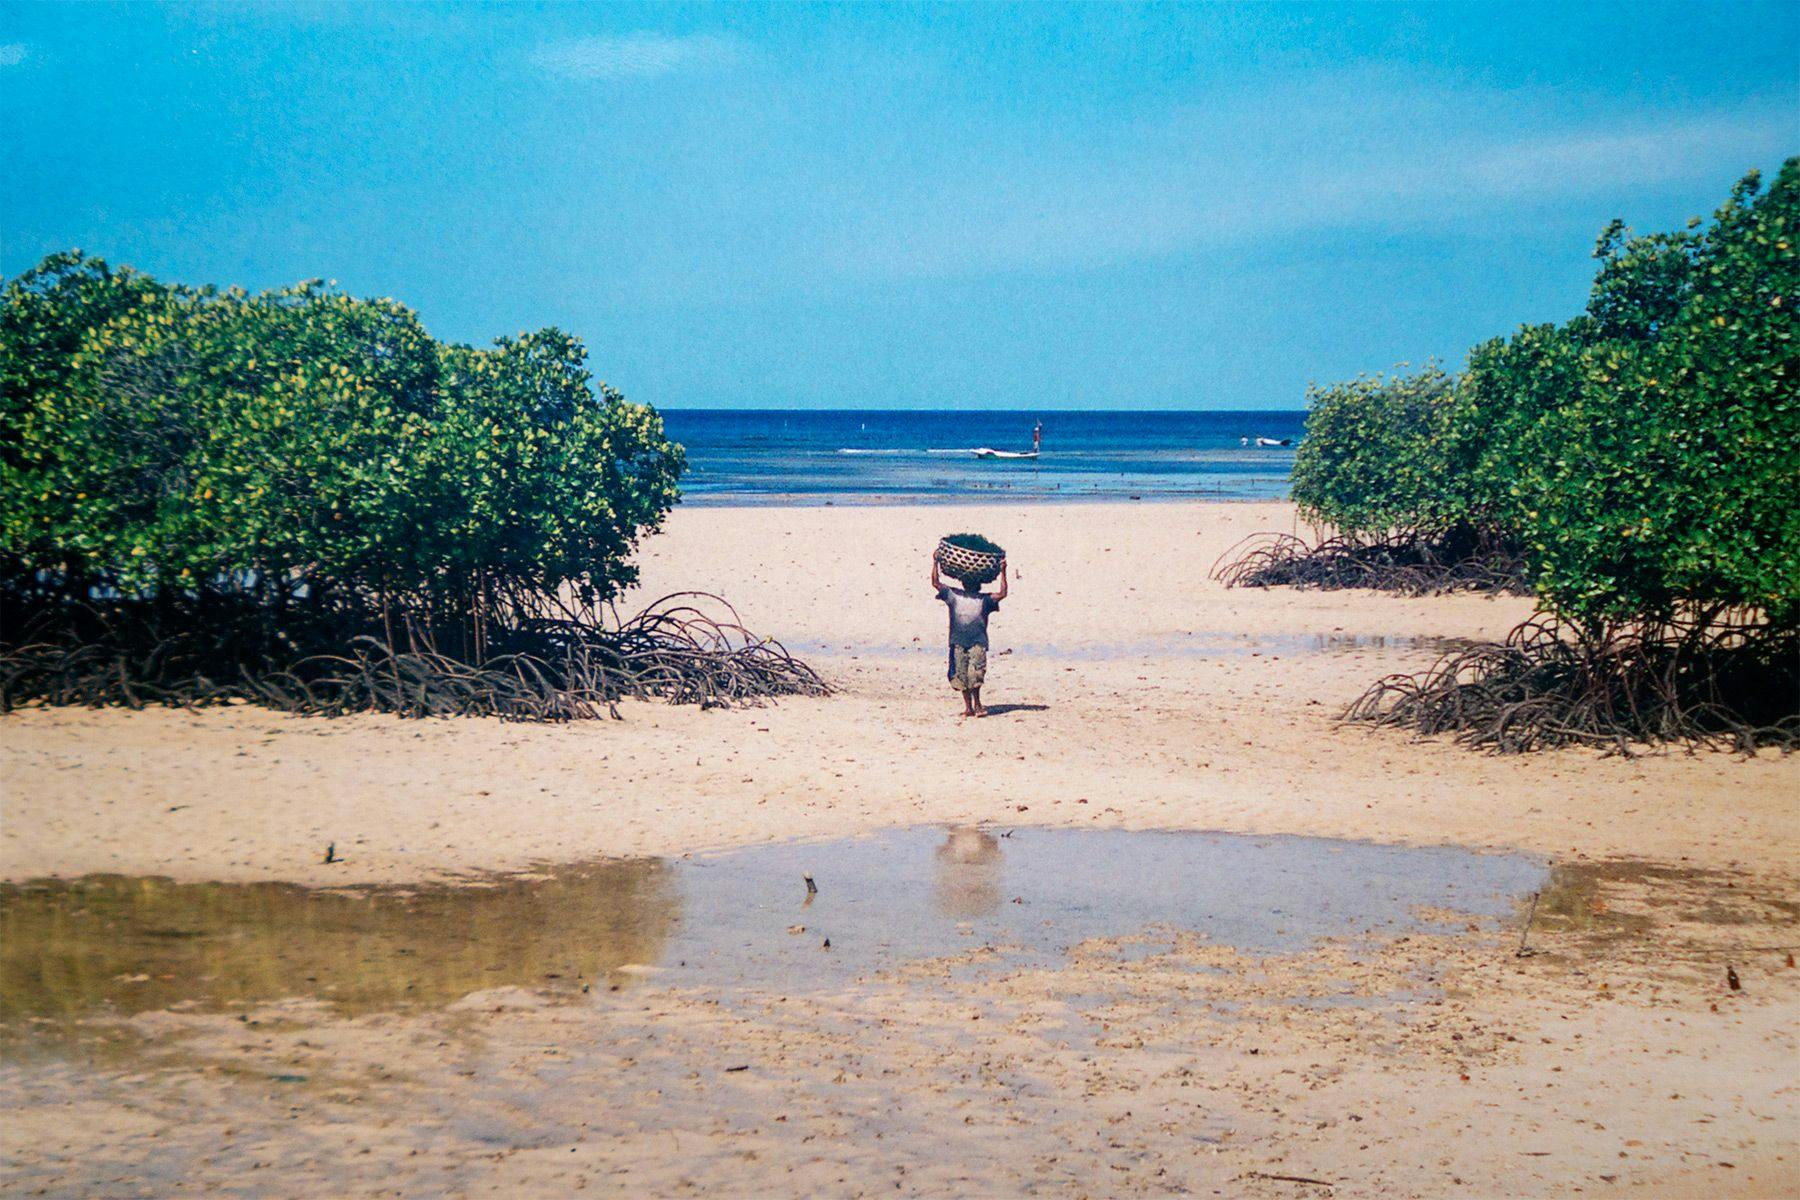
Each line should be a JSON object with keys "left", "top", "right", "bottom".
{"left": 659, "top": 410, "right": 1307, "bottom": 504}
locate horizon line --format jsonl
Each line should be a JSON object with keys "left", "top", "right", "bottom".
{"left": 652, "top": 405, "right": 1311, "bottom": 414}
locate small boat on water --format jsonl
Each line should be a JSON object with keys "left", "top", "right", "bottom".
{"left": 972, "top": 447, "right": 1039, "bottom": 460}
{"left": 1253, "top": 436, "right": 1293, "bottom": 448}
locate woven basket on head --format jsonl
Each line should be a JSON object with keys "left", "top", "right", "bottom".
{"left": 935, "top": 538, "right": 1005, "bottom": 585}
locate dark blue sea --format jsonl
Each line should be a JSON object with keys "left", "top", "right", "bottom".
{"left": 659, "top": 410, "right": 1306, "bottom": 504}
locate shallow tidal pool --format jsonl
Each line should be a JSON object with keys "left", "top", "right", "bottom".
{"left": 1, "top": 827, "right": 1547, "bottom": 1034}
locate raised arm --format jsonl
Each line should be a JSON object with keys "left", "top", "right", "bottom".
{"left": 930, "top": 559, "right": 943, "bottom": 593}
{"left": 993, "top": 559, "right": 1009, "bottom": 601}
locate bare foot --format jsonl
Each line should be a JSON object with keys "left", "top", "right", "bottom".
{"left": 973, "top": 706, "right": 989, "bottom": 718}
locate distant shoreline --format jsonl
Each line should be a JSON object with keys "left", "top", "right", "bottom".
{"left": 660, "top": 409, "right": 1304, "bottom": 504}
{"left": 675, "top": 489, "right": 1290, "bottom": 508}
{"left": 656, "top": 407, "right": 1311, "bottom": 415}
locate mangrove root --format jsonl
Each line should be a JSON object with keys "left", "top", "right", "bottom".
{"left": 1343, "top": 615, "right": 1799, "bottom": 754}
{"left": 1212, "top": 531, "right": 1528, "bottom": 596}
{"left": 1, "top": 590, "right": 829, "bottom": 721}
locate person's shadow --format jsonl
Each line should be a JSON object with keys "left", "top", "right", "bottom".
{"left": 982, "top": 703, "right": 1048, "bottom": 717}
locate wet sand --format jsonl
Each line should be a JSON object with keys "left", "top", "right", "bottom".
{"left": 2, "top": 500, "right": 1796, "bottom": 1197}
{"left": 2, "top": 857, "right": 1793, "bottom": 1198}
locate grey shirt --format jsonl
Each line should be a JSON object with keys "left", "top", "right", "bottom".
{"left": 937, "top": 585, "right": 1000, "bottom": 676}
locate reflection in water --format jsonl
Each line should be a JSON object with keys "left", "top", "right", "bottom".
{"left": 0, "top": 860, "right": 677, "bottom": 1023}
{"left": 659, "top": 828, "right": 1546, "bottom": 992}
{"left": 933, "top": 828, "right": 1003, "bottom": 919}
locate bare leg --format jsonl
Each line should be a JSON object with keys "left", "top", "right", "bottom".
{"left": 972, "top": 687, "right": 986, "bottom": 717}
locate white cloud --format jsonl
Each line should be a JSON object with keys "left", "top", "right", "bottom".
{"left": 1461, "top": 115, "right": 1786, "bottom": 196}
{"left": 822, "top": 99, "right": 1795, "bottom": 279}
{"left": 533, "top": 32, "right": 740, "bottom": 81}
{"left": 0, "top": 43, "right": 29, "bottom": 68}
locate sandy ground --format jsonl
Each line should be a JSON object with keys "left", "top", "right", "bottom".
{"left": 2, "top": 502, "right": 1793, "bottom": 882}
{"left": 2, "top": 500, "right": 1797, "bottom": 1198}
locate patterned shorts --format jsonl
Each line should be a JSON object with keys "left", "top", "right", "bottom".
{"left": 951, "top": 644, "right": 987, "bottom": 692}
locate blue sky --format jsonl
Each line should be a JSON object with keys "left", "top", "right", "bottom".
{"left": 2, "top": 2, "right": 1795, "bottom": 410}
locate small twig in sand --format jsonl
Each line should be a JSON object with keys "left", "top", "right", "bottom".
{"left": 1248, "top": 1171, "right": 1334, "bottom": 1188}
{"left": 1515, "top": 890, "right": 1540, "bottom": 958}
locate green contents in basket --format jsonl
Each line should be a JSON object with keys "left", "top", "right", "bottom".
{"left": 935, "top": 533, "right": 1007, "bottom": 585}
{"left": 941, "top": 533, "right": 1005, "bottom": 556}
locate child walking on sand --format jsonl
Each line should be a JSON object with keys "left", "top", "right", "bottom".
{"left": 930, "top": 556, "right": 1008, "bottom": 718}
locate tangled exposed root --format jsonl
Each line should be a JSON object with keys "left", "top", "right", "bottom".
{"left": 1344, "top": 615, "right": 1799, "bottom": 754}
{"left": 0, "top": 591, "right": 828, "bottom": 721}
{"left": 1211, "top": 531, "right": 1528, "bottom": 596}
